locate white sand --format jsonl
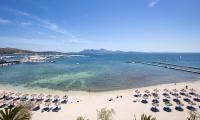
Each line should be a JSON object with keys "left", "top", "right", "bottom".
{"left": 0, "top": 81, "right": 200, "bottom": 120}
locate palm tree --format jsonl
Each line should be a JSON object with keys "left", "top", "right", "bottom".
{"left": 141, "top": 114, "right": 156, "bottom": 120}
{"left": 0, "top": 106, "right": 30, "bottom": 120}
{"left": 187, "top": 111, "right": 200, "bottom": 120}
{"left": 97, "top": 108, "right": 115, "bottom": 120}
{"left": 76, "top": 116, "right": 85, "bottom": 120}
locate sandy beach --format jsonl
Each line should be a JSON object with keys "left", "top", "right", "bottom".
{"left": 0, "top": 80, "right": 200, "bottom": 120}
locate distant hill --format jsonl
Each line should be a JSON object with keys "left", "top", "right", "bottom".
{"left": 35, "top": 51, "right": 63, "bottom": 55}
{"left": 79, "top": 49, "right": 111, "bottom": 54}
{"left": 0, "top": 48, "right": 33, "bottom": 55}
{"left": 0, "top": 48, "right": 63, "bottom": 55}
{"left": 79, "top": 49, "right": 139, "bottom": 54}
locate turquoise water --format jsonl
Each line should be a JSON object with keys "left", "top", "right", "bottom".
{"left": 0, "top": 53, "right": 200, "bottom": 91}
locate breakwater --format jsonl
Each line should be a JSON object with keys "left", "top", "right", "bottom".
{"left": 130, "top": 61, "right": 200, "bottom": 74}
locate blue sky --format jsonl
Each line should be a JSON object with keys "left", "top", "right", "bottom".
{"left": 0, "top": 0, "right": 200, "bottom": 52}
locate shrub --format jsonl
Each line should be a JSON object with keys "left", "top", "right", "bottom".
{"left": 97, "top": 108, "right": 115, "bottom": 120}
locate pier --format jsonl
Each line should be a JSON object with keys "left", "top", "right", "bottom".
{"left": 0, "top": 60, "right": 20, "bottom": 67}
{"left": 130, "top": 61, "right": 200, "bottom": 74}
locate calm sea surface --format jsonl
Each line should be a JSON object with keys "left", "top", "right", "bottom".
{"left": 0, "top": 53, "right": 200, "bottom": 91}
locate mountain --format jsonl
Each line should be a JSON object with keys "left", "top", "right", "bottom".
{"left": 0, "top": 48, "right": 33, "bottom": 55}
{"left": 79, "top": 49, "right": 126, "bottom": 54}
{"left": 0, "top": 48, "right": 63, "bottom": 55}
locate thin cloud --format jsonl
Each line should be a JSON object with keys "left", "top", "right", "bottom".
{"left": 148, "top": 0, "right": 159, "bottom": 8}
{"left": 0, "top": 18, "right": 12, "bottom": 24}
{"left": 7, "top": 8, "right": 69, "bottom": 35}
{"left": 0, "top": 17, "right": 33, "bottom": 27}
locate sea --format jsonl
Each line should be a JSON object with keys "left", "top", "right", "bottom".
{"left": 0, "top": 53, "right": 200, "bottom": 92}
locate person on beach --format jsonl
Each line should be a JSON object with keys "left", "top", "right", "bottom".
{"left": 185, "top": 85, "right": 188, "bottom": 89}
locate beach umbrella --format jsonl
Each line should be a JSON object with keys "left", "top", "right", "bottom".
{"left": 8, "top": 92, "right": 14, "bottom": 96}
{"left": 15, "top": 92, "right": 22, "bottom": 97}
{"left": 36, "top": 101, "right": 42, "bottom": 105}
{"left": 153, "top": 88, "right": 159, "bottom": 93}
{"left": 45, "top": 102, "right": 51, "bottom": 107}
{"left": 176, "top": 101, "right": 184, "bottom": 106}
{"left": 180, "top": 89, "right": 186, "bottom": 92}
{"left": 153, "top": 89, "right": 159, "bottom": 93}
{"left": 31, "top": 94, "right": 37, "bottom": 97}
{"left": 135, "top": 89, "right": 140, "bottom": 94}
{"left": 189, "top": 101, "right": 196, "bottom": 106}
{"left": 22, "top": 94, "right": 29, "bottom": 99}
{"left": 46, "top": 94, "right": 52, "bottom": 98}
{"left": 190, "top": 88, "right": 196, "bottom": 92}
{"left": 38, "top": 93, "right": 44, "bottom": 98}
{"left": 54, "top": 95, "right": 60, "bottom": 99}
{"left": 55, "top": 102, "right": 61, "bottom": 106}
{"left": 23, "top": 94, "right": 29, "bottom": 97}
{"left": 63, "top": 95, "right": 68, "bottom": 99}
{"left": 152, "top": 102, "right": 159, "bottom": 107}
{"left": 163, "top": 88, "right": 169, "bottom": 92}
{"left": 145, "top": 90, "right": 150, "bottom": 94}
{"left": 173, "top": 89, "right": 178, "bottom": 93}
{"left": 165, "top": 101, "right": 173, "bottom": 106}
{"left": 1, "top": 91, "right": 7, "bottom": 96}
{"left": 143, "top": 94, "right": 149, "bottom": 99}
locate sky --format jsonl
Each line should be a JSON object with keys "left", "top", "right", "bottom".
{"left": 0, "top": 0, "right": 200, "bottom": 52}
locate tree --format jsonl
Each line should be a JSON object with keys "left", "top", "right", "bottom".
{"left": 76, "top": 116, "right": 85, "bottom": 120}
{"left": 140, "top": 114, "right": 156, "bottom": 120}
{"left": 187, "top": 111, "right": 200, "bottom": 120}
{"left": 0, "top": 105, "right": 31, "bottom": 120}
{"left": 97, "top": 108, "right": 115, "bottom": 120}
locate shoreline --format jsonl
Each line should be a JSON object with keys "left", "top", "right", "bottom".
{"left": 0, "top": 80, "right": 199, "bottom": 95}
{"left": 1, "top": 80, "right": 200, "bottom": 120}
